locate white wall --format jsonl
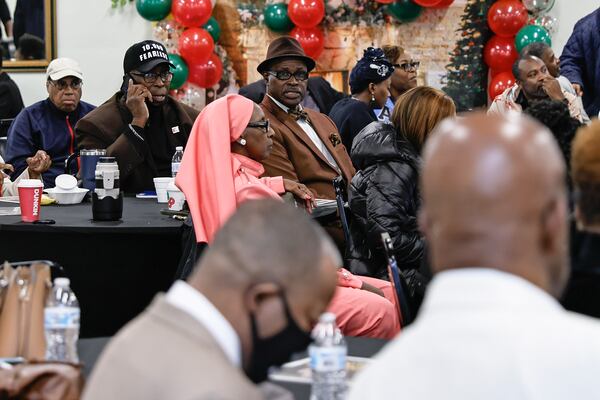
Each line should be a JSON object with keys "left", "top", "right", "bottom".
{"left": 550, "top": 1, "right": 598, "bottom": 58}
{"left": 9, "top": 1, "right": 598, "bottom": 106}
{"left": 11, "top": 0, "right": 152, "bottom": 107}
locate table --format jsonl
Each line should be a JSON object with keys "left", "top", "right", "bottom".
{"left": 77, "top": 336, "right": 388, "bottom": 399}
{"left": 0, "top": 196, "right": 184, "bottom": 338}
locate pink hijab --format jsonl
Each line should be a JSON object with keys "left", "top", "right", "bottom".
{"left": 175, "top": 94, "right": 254, "bottom": 243}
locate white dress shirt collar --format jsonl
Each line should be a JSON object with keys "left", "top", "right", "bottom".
{"left": 267, "top": 94, "right": 293, "bottom": 112}
{"left": 165, "top": 280, "right": 241, "bottom": 367}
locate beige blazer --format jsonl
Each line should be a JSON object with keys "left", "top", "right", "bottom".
{"left": 260, "top": 96, "right": 355, "bottom": 200}
{"left": 83, "top": 295, "right": 263, "bottom": 400}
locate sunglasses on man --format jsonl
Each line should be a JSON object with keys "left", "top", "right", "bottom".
{"left": 266, "top": 70, "right": 309, "bottom": 82}
{"left": 130, "top": 71, "right": 174, "bottom": 84}
{"left": 48, "top": 78, "right": 83, "bottom": 90}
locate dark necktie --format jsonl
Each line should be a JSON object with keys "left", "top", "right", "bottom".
{"left": 288, "top": 107, "right": 309, "bottom": 121}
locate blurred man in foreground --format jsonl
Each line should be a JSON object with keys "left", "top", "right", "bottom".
{"left": 350, "top": 113, "right": 600, "bottom": 400}
{"left": 84, "top": 200, "right": 338, "bottom": 400}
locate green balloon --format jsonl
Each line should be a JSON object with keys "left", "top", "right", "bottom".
{"left": 515, "top": 24, "right": 552, "bottom": 53}
{"left": 386, "top": 0, "right": 423, "bottom": 23}
{"left": 135, "top": 0, "right": 171, "bottom": 21}
{"left": 203, "top": 17, "right": 221, "bottom": 42}
{"left": 169, "top": 54, "right": 189, "bottom": 90}
{"left": 264, "top": 3, "right": 293, "bottom": 33}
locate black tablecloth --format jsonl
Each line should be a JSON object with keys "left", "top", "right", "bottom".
{"left": 78, "top": 336, "right": 388, "bottom": 399}
{"left": 0, "top": 197, "right": 184, "bottom": 337}
{"left": 0, "top": 196, "right": 182, "bottom": 233}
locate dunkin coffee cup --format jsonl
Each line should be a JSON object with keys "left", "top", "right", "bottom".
{"left": 17, "top": 179, "right": 44, "bottom": 222}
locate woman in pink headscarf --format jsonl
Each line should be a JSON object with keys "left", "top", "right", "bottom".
{"left": 177, "top": 94, "right": 400, "bottom": 339}
{"left": 176, "top": 94, "right": 314, "bottom": 244}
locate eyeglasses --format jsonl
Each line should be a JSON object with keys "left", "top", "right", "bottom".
{"left": 247, "top": 119, "right": 270, "bottom": 133}
{"left": 130, "top": 71, "right": 173, "bottom": 84}
{"left": 393, "top": 61, "right": 420, "bottom": 72}
{"left": 267, "top": 70, "right": 309, "bottom": 82}
{"left": 48, "top": 79, "right": 83, "bottom": 90}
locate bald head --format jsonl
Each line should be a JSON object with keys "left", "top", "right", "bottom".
{"left": 420, "top": 113, "right": 569, "bottom": 297}
{"left": 189, "top": 200, "right": 338, "bottom": 372}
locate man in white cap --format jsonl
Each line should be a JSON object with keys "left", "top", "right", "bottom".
{"left": 4, "top": 57, "right": 95, "bottom": 188}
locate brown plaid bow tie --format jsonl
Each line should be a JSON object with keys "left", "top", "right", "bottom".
{"left": 288, "top": 107, "right": 309, "bottom": 121}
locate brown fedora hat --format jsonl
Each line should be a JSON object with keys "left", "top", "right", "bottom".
{"left": 257, "top": 36, "right": 316, "bottom": 74}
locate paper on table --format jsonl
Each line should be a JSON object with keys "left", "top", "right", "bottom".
{"left": 0, "top": 196, "right": 20, "bottom": 204}
{"left": 315, "top": 199, "right": 337, "bottom": 207}
{"left": 0, "top": 206, "right": 20, "bottom": 216}
{"left": 268, "top": 356, "right": 370, "bottom": 384}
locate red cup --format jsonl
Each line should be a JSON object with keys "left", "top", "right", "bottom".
{"left": 17, "top": 179, "right": 43, "bottom": 222}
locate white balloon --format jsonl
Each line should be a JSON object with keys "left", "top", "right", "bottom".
{"left": 522, "top": 0, "right": 555, "bottom": 15}
{"left": 533, "top": 15, "right": 559, "bottom": 36}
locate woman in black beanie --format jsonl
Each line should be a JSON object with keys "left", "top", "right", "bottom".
{"left": 329, "top": 47, "right": 393, "bottom": 151}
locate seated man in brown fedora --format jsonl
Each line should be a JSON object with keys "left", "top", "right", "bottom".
{"left": 259, "top": 37, "right": 354, "bottom": 198}
{"left": 258, "top": 36, "right": 355, "bottom": 248}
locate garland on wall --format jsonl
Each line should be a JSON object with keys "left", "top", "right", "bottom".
{"left": 237, "top": 0, "right": 455, "bottom": 59}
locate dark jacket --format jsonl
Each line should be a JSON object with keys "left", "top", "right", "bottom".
{"left": 239, "top": 77, "right": 346, "bottom": 115}
{"left": 75, "top": 93, "right": 199, "bottom": 193}
{"left": 560, "top": 8, "right": 600, "bottom": 117}
{"left": 0, "top": 72, "right": 24, "bottom": 119}
{"left": 329, "top": 97, "right": 377, "bottom": 151}
{"left": 347, "top": 121, "right": 425, "bottom": 279}
{"left": 5, "top": 98, "right": 96, "bottom": 187}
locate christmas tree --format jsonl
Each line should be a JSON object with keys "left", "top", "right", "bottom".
{"left": 443, "top": 0, "right": 495, "bottom": 112}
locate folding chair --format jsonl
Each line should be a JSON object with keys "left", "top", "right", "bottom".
{"left": 381, "top": 232, "right": 413, "bottom": 327}
{"left": 0, "top": 119, "right": 14, "bottom": 159}
{"left": 333, "top": 176, "right": 353, "bottom": 250}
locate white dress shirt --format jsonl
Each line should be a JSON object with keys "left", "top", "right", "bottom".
{"left": 165, "top": 280, "right": 241, "bottom": 367}
{"left": 349, "top": 268, "right": 600, "bottom": 400}
{"left": 267, "top": 94, "right": 339, "bottom": 171}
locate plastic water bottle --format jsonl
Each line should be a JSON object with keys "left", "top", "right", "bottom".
{"left": 309, "top": 313, "right": 347, "bottom": 400}
{"left": 171, "top": 146, "right": 184, "bottom": 177}
{"left": 44, "top": 278, "right": 80, "bottom": 362}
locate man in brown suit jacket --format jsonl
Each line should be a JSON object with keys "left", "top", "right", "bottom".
{"left": 83, "top": 200, "right": 339, "bottom": 400}
{"left": 258, "top": 37, "right": 355, "bottom": 200}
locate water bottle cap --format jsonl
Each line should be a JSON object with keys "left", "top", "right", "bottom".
{"left": 319, "top": 312, "right": 336, "bottom": 323}
{"left": 175, "top": 146, "right": 183, "bottom": 151}
{"left": 54, "top": 277, "right": 70, "bottom": 287}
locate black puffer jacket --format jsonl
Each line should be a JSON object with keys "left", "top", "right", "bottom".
{"left": 347, "top": 121, "right": 425, "bottom": 279}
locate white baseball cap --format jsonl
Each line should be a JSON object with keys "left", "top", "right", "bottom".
{"left": 46, "top": 58, "right": 83, "bottom": 81}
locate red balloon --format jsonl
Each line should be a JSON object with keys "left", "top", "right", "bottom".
{"left": 172, "top": 0, "right": 212, "bottom": 28}
{"left": 413, "top": 0, "right": 443, "bottom": 7}
{"left": 291, "top": 26, "right": 324, "bottom": 60}
{"left": 179, "top": 28, "right": 214, "bottom": 64}
{"left": 484, "top": 35, "right": 518, "bottom": 71}
{"left": 288, "top": 0, "right": 325, "bottom": 29}
{"left": 433, "top": 0, "right": 454, "bottom": 7}
{"left": 489, "top": 71, "right": 515, "bottom": 99}
{"left": 487, "top": 0, "right": 528, "bottom": 37}
{"left": 490, "top": 69, "right": 505, "bottom": 78}
{"left": 375, "top": 0, "right": 395, "bottom": 3}
{"left": 189, "top": 53, "right": 223, "bottom": 88}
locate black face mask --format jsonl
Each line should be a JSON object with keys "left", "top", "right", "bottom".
{"left": 245, "top": 293, "right": 313, "bottom": 383}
